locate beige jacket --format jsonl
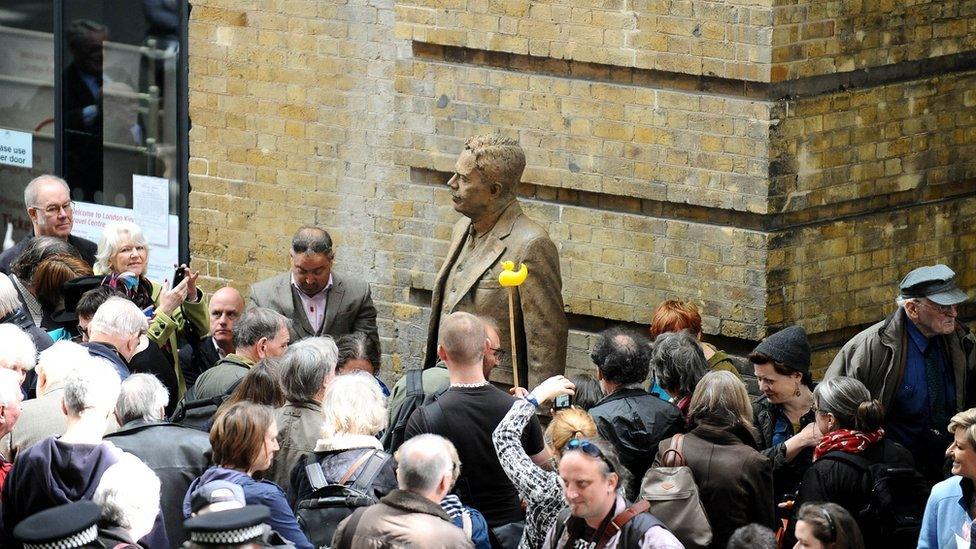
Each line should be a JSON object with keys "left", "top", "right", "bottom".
{"left": 332, "top": 489, "right": 474, "bottom": 549}
{"left": 425, "top": 201, "right": 567, "bottom": 389}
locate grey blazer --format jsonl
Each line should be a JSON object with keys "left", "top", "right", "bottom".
{"left": 247, "top": 271, "right": 379, "bottom": 351}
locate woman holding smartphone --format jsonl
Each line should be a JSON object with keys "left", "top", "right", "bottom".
{"left": 94, "top": 220, "right": 208, "bottom": 401}
{"left": 493, "top": 375, "right": 597, "bottom": 549}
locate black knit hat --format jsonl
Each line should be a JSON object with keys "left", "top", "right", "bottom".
{"left": 750, "top": 326, "right": 811, "bottom": 374}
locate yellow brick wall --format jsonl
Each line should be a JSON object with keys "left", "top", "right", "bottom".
{"left": 187, "top": 0, "right": 976, "bottom": 381}
{"left": 769, "top": 71, "right": 976, "bottom": 211}
{"left": 396, "top": 0, "right": 976, "bottom": 82}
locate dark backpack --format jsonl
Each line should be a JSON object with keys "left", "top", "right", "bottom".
{"left": 295, "top": 449, "right": 392, "bottom": 548}
{"left": 381, "top": 363, "right": 455, "bottom": 453}
{"left": 169, "top": 377, "right": 242, "bottom": 432}
{"left": 820, "top": 451, "right": 927, "bottom": 549}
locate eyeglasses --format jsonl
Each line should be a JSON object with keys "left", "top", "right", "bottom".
{"left": 919, "top": 300, "right": 957, "bottom": 316}
{"left": 491, "top": 346, "right": 507, "bottom": 358}
{"left": 565, "top": 438, "right": 615, "bottom": 473}
{"left": 33, "top": 201, "right": 73, "bottom": 215}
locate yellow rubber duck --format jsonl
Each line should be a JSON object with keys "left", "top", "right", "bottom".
{"left": 498, "top": 261, "right": 528, "bottom": 287}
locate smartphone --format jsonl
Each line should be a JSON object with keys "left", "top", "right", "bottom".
{"left": 172, "top": 265, "right": 186, "bottom": 287}
{"left": 554, "top": 394, "right": 571, "bottom": 410}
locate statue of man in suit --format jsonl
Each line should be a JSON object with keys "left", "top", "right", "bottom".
{"left": 248, "top": 226, "right": 379, "bottom": 351}
{"left": 425, "top": 135, "right": 568, "bottom": 388}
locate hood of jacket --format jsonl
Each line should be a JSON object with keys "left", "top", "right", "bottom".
{"left": 23, "top": 437, "right": 122, "bottom": 506}
{"left": 182, "top": 466, "right": 249, "bottom": 517}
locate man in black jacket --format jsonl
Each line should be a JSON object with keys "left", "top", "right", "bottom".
{"left": 104, "top": 373, "right": 211, "bottom": 546}
{"left": 178, "top": 286, "right": 245, "bottom": 388}
{"left": 588, "top": 327, "right": 683, "bottom": 498}
{"left": 0, "top": 175, "right": 97, "bottom": 274}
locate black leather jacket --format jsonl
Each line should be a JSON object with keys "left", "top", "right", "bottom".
{"left": 589, "top": 387, "right": 683, "bottom": 499}
{"left": 104, "top": 420, "right": 212, "bottom": 546}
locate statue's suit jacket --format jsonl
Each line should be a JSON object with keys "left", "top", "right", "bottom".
{"left": 424, "top": 201, "right": 568, "bottom": 388}
{"left": 248, "top": 271, "right": 379, "bottom": 351}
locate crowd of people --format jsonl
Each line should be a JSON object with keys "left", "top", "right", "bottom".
{"left": 0, "top": 173, "right": 974, "bottom": 549}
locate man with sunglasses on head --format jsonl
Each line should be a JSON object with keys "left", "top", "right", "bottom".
{"left": 826, "top": 264, "right": 976, "bottom": 484}
{"left": 248, "top": 226, "right": 378, "bottom": 350}
{"left": 545, "top": 437, "right": 682, "bottom": 549}
{"left": 0, "top": 174, "right": 97, "bottom": 274}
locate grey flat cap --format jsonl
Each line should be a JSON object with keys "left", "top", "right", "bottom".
{"left": 899, "top": 264, "right": 969, "bottom": 306}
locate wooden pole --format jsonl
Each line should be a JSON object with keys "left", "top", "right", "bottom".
{"left": 507, "top": 286, "right": 520, "bottom": 388}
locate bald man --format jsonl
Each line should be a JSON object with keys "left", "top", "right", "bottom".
{"left": 178, "top": 287, "right": 245, "bottom": 388}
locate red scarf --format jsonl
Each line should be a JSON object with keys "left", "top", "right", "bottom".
{"left": 813, "top": 428, "right": 884, "bottom": 461}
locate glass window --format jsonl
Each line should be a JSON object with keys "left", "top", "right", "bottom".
{"left": 60, "top": 0, "right": 182, "bottom": 212}
{"left": 0, "top": 1, "right": 186, "bottom": 278}
{"left": 0, "top": 2, "right": 57, "bottom": 243}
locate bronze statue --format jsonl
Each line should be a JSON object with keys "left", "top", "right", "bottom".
{"left": 424, "top": 135, "right": 568, "bottom": 388}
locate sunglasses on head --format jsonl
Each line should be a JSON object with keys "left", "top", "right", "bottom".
{"left": 565, "top": 438, "right": 615, "bottom": 473}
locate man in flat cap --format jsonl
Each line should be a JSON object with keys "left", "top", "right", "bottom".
{"left": 826, "top": 264, "right": 976, "bottom": 482}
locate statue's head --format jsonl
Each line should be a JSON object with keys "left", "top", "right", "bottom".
{"left": 447, "top": 134, "right": 525, "bottom": 222}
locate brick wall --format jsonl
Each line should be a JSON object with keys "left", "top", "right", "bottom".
{"left": 187, "top": 0, "right": 976, "bottom": 380}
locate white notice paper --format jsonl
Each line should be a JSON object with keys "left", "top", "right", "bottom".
{"left": 0, "top": 128, "right": 32, "bottom": 168}
{"left": 132, "top": 174, "right": 170, "bottom": 246}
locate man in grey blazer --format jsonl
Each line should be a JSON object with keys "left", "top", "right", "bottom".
{"left": 248, "top": 226, "right": 379, "bottom": 352}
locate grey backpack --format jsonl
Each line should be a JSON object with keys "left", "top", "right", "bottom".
{"left": 639, "top": 433, "right": 713, "bottom": 548}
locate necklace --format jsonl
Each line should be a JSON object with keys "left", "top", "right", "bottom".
{"left": 451, "top": 380, "right": 490, "bottom": 388}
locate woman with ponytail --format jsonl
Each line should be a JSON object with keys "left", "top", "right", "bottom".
{"left": 492, "top": 375, "right": 597, "bottom": 549}
{"left": 791, "top": 376, "right": 914, "bottom": 546}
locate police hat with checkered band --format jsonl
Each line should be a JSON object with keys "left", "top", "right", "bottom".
{"left": 13, "top": 501, "right": 100, "bottom": 549}
{"left": 184, "top": 505, "right": 271, "bottom": 545}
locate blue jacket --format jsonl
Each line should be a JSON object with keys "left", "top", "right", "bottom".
{"left": 82, "top": 341, "right": 130, "bottom": 380}
{"left": 918, "top": 475, "right": 973, "bottom": 548}
{"left": 184, "top": 466, "right": 313, "bottom": 549}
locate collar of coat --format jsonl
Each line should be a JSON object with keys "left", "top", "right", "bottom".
{"left": 379, "top": 489, "right": 453, "bottom": 522}
{"left": 689, "top": 420, "right": 761, "bottom": 450}
{"left": 313, "top": 433, "right": 383, "bottom": 452}
{"left": 594, "top": 384, "right": 650, "bottom": 407}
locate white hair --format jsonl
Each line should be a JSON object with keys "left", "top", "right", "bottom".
{"left": 116, "top": 374, "right": 169, "bottom": 423}
{"left": 94, "top": 221, "right": 149, "bottom": 275}
{"left": 0, "top": 274, "right": 22, "bottom": 318}
{"left": 0, "top": 369, "right": 23, "bottom": 407}
{"left": 896, "top": 296, "right": 917, "bottom": 308}
{"left": 88, "top": 297, "right": 148, "bottom": 338}
{"left": 63, "top": 355, "right": 122, "bottom": 416}
{"left": 24, "top": 174, "right": 69, "bottom": 208}
{"left": 320, "top": 372, "right": 387, "bottom": 439}
{"left": 94, "top": 453, "right": 161, "bottom": 540}
{"left": 0, "top": 324, "right": 37, "bottom": 372}
{"left": 396, "top": 434, "right": 456, "bottom": 493}
{"left": 36, "top": 341, "right": 87, "bottom": 392}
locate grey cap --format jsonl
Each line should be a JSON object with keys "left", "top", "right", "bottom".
{"left": 750, "top": 325, "right": 811, "bottom": 374}
{"left": 190, "top": 480, "right": 247, "bottom": 515}
{"left": 899, "top": 264, "right": 969, "bottom": 306}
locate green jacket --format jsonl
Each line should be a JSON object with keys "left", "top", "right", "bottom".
{"left": 386, "top": 362, "right": 450, "bottom": 428}
{"left": 148, "top": 281, "right": 209, "bottom": 399}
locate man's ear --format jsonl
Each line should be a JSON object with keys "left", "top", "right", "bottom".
{"left": 256, "top": 337, "right": 269, "bottom": 359}
{"left": 437, "top": 344, "right": 449, "bottom": 363}
{"left": 439, "top": 471, "right": 453, "bottom": 496}
{"left": 490, "top": 182, "right": 504, "bottom": 199}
